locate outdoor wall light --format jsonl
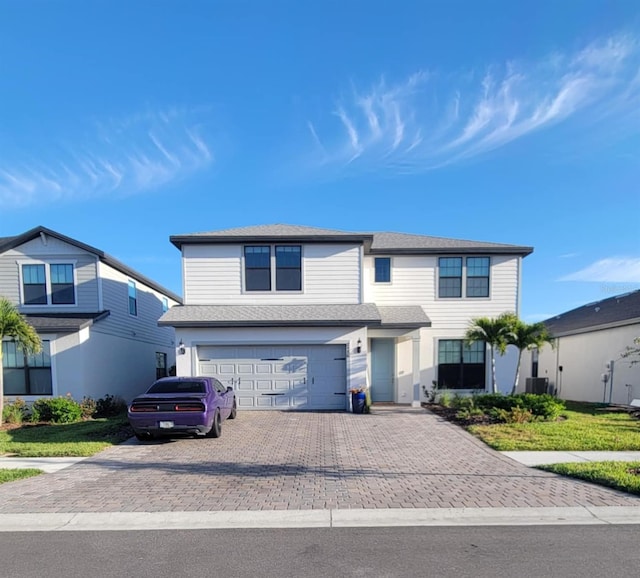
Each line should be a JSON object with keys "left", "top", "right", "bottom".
{"left": 356, "top": 338, "right": 362, "bottom": 354}
{"left": 178, "top": 339, "right": 186, "bottom": 355}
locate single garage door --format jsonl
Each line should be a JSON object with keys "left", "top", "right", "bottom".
{"left": 197, "top": 344, "right": 347, "bottom": 410}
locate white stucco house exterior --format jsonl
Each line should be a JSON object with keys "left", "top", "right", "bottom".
{"left": 0, "top": 226, "right": 181, "bottom": 403}
{"left": 160, "top": 224, "right": 532, "bottom": 411}
{"left": 520, "top": 290, "right": 640, "bottom": 405}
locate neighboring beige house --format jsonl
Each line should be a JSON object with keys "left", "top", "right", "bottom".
{"left": 160, "top": 224, "right": 532, "bottom": 410}
{"left": 521, "top": 290, "right": 640, "bottom": 405}
{"left": 0, "top": 226, "right": 182, "bottom": 403}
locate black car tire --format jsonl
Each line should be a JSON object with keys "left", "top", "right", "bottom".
{"left": 208, "top": 409, "right": 222, "bottom": 438}
{"left": 134, "top": 432, "right": 153, "bottom": 442}
{"left": 229, "top": 399, "right": 237, "bottom": 420}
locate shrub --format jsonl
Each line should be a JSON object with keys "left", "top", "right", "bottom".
{"left": 472, "top": 393, "right": 565, "bottom": 421}
{"left": 515, "top": 393, "right": 565, "bottom": 420}
{"left": 31, "top": 396, "right": 82, "bottom": 424}
{"left": 94, "top": 394, "right": 127, "bottom": 418}
{"left": 452, "top": 395, "right": 475, "bottom": 410}
{"left": 438, "top": 391, "right": 454, "bottom": 408}
{"left": 456, "top": 407, "right": 485, "bottom": 421}
{"left": 2, "top": 398, "right": 28, "bottom": 424}
{"left": 491, "top": 406, "right": 535, "bottom": 424}
{"left": 79, "top": 397, "right": 97, "bottom": 420}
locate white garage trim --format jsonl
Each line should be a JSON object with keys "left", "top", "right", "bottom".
{"left": 197, "top": 344, "right": 348, "bottom": 411}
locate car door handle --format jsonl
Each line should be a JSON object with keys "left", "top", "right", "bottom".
{"left": 262, "top": 393, "right": 285, "bottom": 396}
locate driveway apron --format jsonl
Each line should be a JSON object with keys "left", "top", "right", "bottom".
{"left": 0, "top": 408, "right": 639, "bottom": 513}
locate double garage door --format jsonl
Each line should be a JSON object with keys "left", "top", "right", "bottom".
{"left": 197, "top": 344, "right": 348, "bottom": 410}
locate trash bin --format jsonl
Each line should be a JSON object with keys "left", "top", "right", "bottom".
{"left": 351, "top": 391, "right": 366, "bottom": 414}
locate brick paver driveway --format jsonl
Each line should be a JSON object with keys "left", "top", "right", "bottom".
{"left": 1, "top": 407, "right": 639, "bottom": 513}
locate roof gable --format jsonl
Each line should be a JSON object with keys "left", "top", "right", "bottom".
{"left": 0, "top": 226, "right": 182, "bottom": 303}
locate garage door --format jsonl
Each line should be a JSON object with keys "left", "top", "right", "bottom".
{"left": 197, "top": 345, "right": 347, "bottom": 410}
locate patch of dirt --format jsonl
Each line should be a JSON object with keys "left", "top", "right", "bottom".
{"left": 423, "top": 403, "right": 498, "bottom": 426}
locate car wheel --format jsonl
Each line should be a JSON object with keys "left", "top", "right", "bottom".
{"left": 208, "top": 409, "right": 222, "bottom": 438}
{"left": 229, "top": 399, "right": 237, "bottom": 420}
{"left": 134, "top": 432, "right": 152, "bottom": 442}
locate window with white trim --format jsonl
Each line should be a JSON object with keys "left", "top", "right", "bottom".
{"left": 374, "top": 257, "right": 391, "bottom": 283}
{"left": 162, "top": 297, "right": 169, "bottom": 313}
{"left": 21, "top": 263, "right": 76, "bottom": 306}
{"left": 438, "top": 256, "right": 490, "bottom": 298}
{"left": 437, "top": 339, "right": 486, "bottom": 390}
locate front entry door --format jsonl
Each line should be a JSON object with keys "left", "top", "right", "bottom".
{"left": 371, "top": 339, "right": 395, "bottom": 402}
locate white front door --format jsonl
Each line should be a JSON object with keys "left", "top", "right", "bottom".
{"left": 197, "top": 344, "right": 347, "bottom": 410}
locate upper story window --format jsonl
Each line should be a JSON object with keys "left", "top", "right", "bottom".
{"left": 275, "top": 246, "right": 301, "bottom": 291}
{"left": 21, "top": 263, "right": 76, "bottom": 306}
{"left": 438, "top": 256, "right": 490, "bottom": 298}
{"left": 244, "top": 245, "right": 302, "bottom": 292}
{"left": 128, "top": 280, "right": 137, "bottom": 316}
{"left": 374, "top": 257, "right": 391, "bottom": 283}
{"left": 162, "top": 297, "right": 169, "bottom": 313}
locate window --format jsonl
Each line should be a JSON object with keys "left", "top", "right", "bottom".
{"left": 244, "top": 246, "right": 271, "bottom": 291}
{"left": 438, "top": 256, "right": 490, "bottom": 298}
{"left": 22, "top": 264, "right": 47, "bottom": 305}
{"left": 21, "top": 263, "right": 76, "bottom": 306}
{"left": 374, "top": 258, "right": 391, "bottom": 283}
{"left": 128, "top": 281, "right": 137, "bottom": 316}
{"left": 437, "top": 339, "right": 486, "bottom": 390}
{"left": 438, "top": 258, "right": 462, "bottom": 298}
{"left": 244, "top": 245, "right": 303, "bottom": 292}
{"left": 531, "top": 348, "right": 539, "bottom": 378}
{"left": 156, "top": 352, "right": 167, "bottom": 379}
{"left": 466, "top": 257, "right": 490, "bottom": 298}
{"left": 2, "top": 340, "right": 52, "bottom": 395}
{"left": 162, "top": 297, "right": 168, "bottom": 313}
{"left": 50, "top": 264, "right": 75, "bottom": 304}
{"left": 275, "top": 246, "right": 301, "bottom": 291}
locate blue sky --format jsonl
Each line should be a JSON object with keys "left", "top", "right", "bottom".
{"left": 1, "top": 0, "right": 639, "bottom": 320}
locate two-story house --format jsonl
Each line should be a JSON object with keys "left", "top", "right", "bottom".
{"left": 0, "top": 226, "right": 181, "bottom": 403}
{"left": 160, "top": 224, "right": 532, "bottom": 410}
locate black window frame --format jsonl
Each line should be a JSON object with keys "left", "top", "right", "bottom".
{"left": 50, "top": 264, "right": 75, "bottom": 305}
{"left": 374, "top": 257, "right": 391, "bottom": 283}
{"left": 2, "top": 339, "right": 53, "bottom": 395}
{"left": 128, "top": 280, "right": 137, "bottom": 316}
{"left": 22, "top": 264, "right": 47, "bottom": 305}
{"left": 275, "top": 245, "right": 302, "bottom": 291}
{"left": 438, "top": 257, "right": 462, "bottom": 298}
{"left": 437, "top": 339, "right": 486, "bottom": 390}
{"left": 466, "top": 257, "right": 490, "bottom": 298}
{"left": 244, "top": 246, "right": 272, "bottom": 292}
{"left": 438, "top": 256, "right": 491, "bottom": 299}
{"left": 156, "top": 352, "right": 167, "bottom": 380}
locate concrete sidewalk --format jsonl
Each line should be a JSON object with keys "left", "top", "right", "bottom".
{"left": 502, "top": 451, "right": 640, "bottom": 466}
{"left": 0, "top": 457, "right": 87, "bottom": 473}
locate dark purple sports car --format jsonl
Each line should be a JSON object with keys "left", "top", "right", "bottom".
{"left": 128, "top": 376, "right": 236, "bottom": 440}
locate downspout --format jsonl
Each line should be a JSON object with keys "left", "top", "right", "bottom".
{"left": 554, "top": 339, "right": 561, "bottom": 397}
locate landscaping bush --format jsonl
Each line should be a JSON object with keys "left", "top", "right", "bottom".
{"left": 490, "top": 406, "right": 535, "bottom": 424}
{"left": 438, "top": 391, "right": 454, "bottom": 407}
{"left": 94, "top": 394, "right": 127, "bottom": 418}
{"left": 79, "top": 397, "right": 97, "bottom": 420}
{"left": 472, "top": 393, "right": 564, "bottom": 421}
{"left": 2, "top": 398, "right": 28, "bottom": 425}
{"left": 31, "top": 396, "right": 82, "bottom": 424}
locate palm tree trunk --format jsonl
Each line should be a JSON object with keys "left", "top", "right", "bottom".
{"left": 511, "top": 350, "right": 523, "bottom": 395}
{"left": 490, "top": 345, "right": 498, "bottom": 394}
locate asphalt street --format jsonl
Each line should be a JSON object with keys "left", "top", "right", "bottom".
{"left": 1, "top": 525, "right": 639, "bottom": 578}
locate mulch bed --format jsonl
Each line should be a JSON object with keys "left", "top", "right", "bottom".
{"left": 424, "top": 403, "right": 498, "bottom": 426}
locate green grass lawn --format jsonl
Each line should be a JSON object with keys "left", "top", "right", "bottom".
{"left": 467, "top": 402, "right": 640, "bottom": 451}
{"left": 0, "top": 469, "right": 43, "bottom": 484}
{"left": 0, "top": 415, "right": 132, "bottom": 457}
{"left": 540, "top": 461, "right": 640, "bottom": 496}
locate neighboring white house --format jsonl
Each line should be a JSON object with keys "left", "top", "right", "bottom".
{"left": 0, "top": 226, "right": 182, "bottom": 403}
{"left": 159, "top": 224, "right": 532, "bottom": 410}
{"left": 520, "top": 290, "right": 640, "bottom": 405}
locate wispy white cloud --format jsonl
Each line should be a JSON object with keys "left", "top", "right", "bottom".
{"left": 558, "top": 252, "right": 580, "bottom": 259}
{"left": 304, "top": 33, "right": 640, "bottom": 175}
{"left": 0, "top": 107, "right": 214, "bottom": 209}
{"left": 560, "top": 257, "right": 640, "bottom": 282}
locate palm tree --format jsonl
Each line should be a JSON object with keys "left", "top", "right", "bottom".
{"left": 465, "top": 313, "right": 512, "bottom": 394}
{"left": 0, "top": 297, "right": 41, "bottom": 425}
{"left": 504, "top": 316, "right": 554, "bottom": 395}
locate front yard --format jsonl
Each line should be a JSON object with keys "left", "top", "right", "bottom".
{"left": 0, "top": 415, "right": 133, "bottom": 457}
{"left": 429, "top": 397, "right": 640, "bottom": 496}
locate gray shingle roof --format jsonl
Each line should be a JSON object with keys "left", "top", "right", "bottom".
{"left": 170, "top": 223, "right": 532, "bottom": 256}
{"left": 159, "top": 303, "right": 431, "bottom": 328}
{"left": 369, "top": 231, "right": 533, "bottom": 255}
{"left": 544, "top": 290, "right": 640, "bottom": 336}
{"left": 0, "top": 226, "right": 182, "bottom": 303}
{"left": 378, "top": 306, "right": 431, "bottom": 327}
{"left": 24, "top": 311, "right": 110, "bottom": 333}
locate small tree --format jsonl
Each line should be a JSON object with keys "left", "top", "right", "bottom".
{"left": 503, "top": 314, "right": 554, "bottom": 394}
{"left": 0, "top": 297, "right": 41, "bottom": 426}
{"left": 465, "top": 313, "right": 512, "bottom": 394}
{"left": 621, "top": 337, "right": 640, "bottom": 365}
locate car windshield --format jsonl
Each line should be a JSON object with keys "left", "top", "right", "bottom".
{"left": 147, "top": 381, "right": 206, "bottom": 394}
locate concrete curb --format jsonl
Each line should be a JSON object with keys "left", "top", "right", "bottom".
{"left": 2, "top": 506, "right": 640, "bottom": 532}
